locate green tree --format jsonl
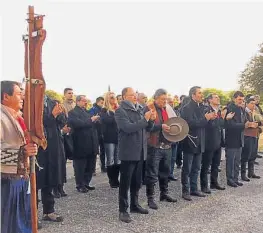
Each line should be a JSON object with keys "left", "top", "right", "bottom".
{"left": 202, "top": 88, "right": 230, "bottom": 106}
{"left": 45, "top": 90, "right": 63, "bottom": 103}
{"left": 239, "top": 43, "right": 263, "bottom": 96}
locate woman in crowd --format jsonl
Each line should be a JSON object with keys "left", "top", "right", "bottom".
{"left": 100, "top": 92, "right": 120, "bottom": 188}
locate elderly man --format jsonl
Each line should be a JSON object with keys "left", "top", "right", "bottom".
{"left": 68, "top": 95, "right": 99, "bottom": 193}
{"left": 137, "top": 92, "right": 148, "bottom": 108}
{"left": 115, "top": 87, "right": 154, "bottom": 223}
{"left": 181, "top": 86, "right": 217, "bottom": 201}
{"left": 144, "top": 89, "right": 177, "bottom": 210}
{"left": 1, "top": 80, "right": 38, "bottom": 233}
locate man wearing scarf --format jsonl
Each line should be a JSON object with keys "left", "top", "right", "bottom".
{"left": 144, "top": 89, "right": 177, "bottom": 210}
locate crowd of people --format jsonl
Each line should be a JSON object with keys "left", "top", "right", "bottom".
{"left": 1, "top": 80, "right": 263, "bottom": 232}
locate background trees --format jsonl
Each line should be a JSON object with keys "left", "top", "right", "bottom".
{"left": 239, "top": 43, "right": 263, "bottom": 98}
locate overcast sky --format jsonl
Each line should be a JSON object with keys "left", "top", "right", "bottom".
{"left": 2, "top": 0, "right": 263, "bottom": 101}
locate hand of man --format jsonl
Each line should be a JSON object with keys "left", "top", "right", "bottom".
{"left": 24, "top": 143, "right": 38, "bottom": 157}
{"left": 245, "top": 121, "right": 251, "bottom": 128}
{"left": 250, "top": 122, "right": 259, "bottom": 128}
{"left": 205, "top": 112, "right": 215, "bottom": 120}
{"left": 62, "top": 125, "right": 71, "bottom": 134}
{"left": 162, "top": 124, "right": 170, "bottom": 133}
{"left": 150, "top": 110, "right": 156, "bottom": 121}
{"left": 91, "top": 115, "right": 100, "bottom": 122}
{"left": 52, "top": 103, "right": 63, "bottom": 118}
{"left": 144, "top": 110, "right": 152, "bottom": 121}
{"left": 226, "top": 112, "right": 235, "bottom": 120}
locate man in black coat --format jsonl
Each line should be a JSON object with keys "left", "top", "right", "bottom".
{"left": 115, "top": 87, "right": 154, "bottom": 223}
{"left": 36, "top": 95, "right": 64, "bottom": 222}
{"left": 180, "top": 86, "right": 216, "bottom": 201}
{"left": 200, "top": 94, "right": 225, "bottom": 194}
{"left": 88, "top": 97, "right": 106, "bottom": 173}
{"left": 68, "top": 95, "right": 99, "bottom": 193}
{"left": 224, "top": 91, "right": 254, "bottom": 187}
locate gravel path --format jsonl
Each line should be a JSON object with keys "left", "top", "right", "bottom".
{"left": 39, "top": 151, "right": 263, "bottom": 233}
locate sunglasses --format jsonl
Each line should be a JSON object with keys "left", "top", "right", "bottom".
{"left": 110, "top": 96, "right": 116, "bottom": 99}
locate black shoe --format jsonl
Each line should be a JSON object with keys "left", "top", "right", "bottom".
{"left": 77, "top": 187, "right": 88, "bottom": 193}
{"left": 38, "top": 220, "right": 42, "bottom": 230}
{"left": 218, "top": 168, "right": 222, "bottom": 172}
{"left": 130, "top": 205, "right": 149, "bottom": 214}
{"left": 110, "top": 183, "right": 119, "bottom": 188}
{"left": 235, "top": 181, "right": 243, "bottom": 186}
{"left": 257, "top": 154, "right": 263, "bottom": 158}
{"left": 85, "top": 185, "right": 95, "bottom": 191}
{"left": 248, "top": 174, "right": 261, "bottom": 179}
{"left": 119, "top": 212, "right": 132, "bottom": 223}
{"left": 53, "top": 190, "right": 61, "bottom": 198}
{"left": 168, "top": 176, "right": 178, "bottom": 181}
{"left": 160, "top": 194, "right": 177, "bottom": 202}
{"left": 210, "top": 183, "right": 225, "bottom": 190}
{"left": 201, "top": 187, "right": 212, "bottom": 194}
{"left": 241, "top": 175, "right": 250, "bottom": 182}
{"left": 190, "top": 191, "right": 206, "bottom": 197}
{"left": 227, "top": 181, "right": 238, "bottom": 187}
{"left": 182, "top": 193, "right": 192, "bottom": 201}
{"left": 148, "top": 199, "right": 158, "bottom": 210}
{"left": 43, "top": 213, "right": 63, "bottom": 222}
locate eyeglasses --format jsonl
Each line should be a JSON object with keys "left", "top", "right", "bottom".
{"left": 110, "top": 96, "right": 116, "bottom": 99}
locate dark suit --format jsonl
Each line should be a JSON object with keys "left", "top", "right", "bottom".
{"left": 68, "top": 106, "right": 99, "bottom": 189}
{"left": 180, "top": 100, "right": 207, "bottom": 194}
{"left": 200, "top": 105, "right": 224, "bottom": 189}
{"left": 115, "top": 101, "right": 152, "bottom": 212}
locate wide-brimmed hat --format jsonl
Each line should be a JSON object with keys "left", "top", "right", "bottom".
{"left": 162, "top": 117, "right": 189, "bottom": 143}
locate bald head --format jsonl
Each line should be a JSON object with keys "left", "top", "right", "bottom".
{"left": 122, "top": 87, "right": 137, "bottom": 104}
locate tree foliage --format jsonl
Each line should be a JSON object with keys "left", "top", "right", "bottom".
{"left": 239, "top": 43, "right": 263, "bottom": 96}
{"left": 202, "top": 88, "right": 231, "bottom": 106}
{"left": 45, "top": 89, "right": 63, "bottom": 103}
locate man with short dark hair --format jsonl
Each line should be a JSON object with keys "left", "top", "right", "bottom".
{"left": 63, "top": 88, "right": 75, "bottom": 115}
{"left": 224, "top": 91, "right": 256, "bottom": 187}
{"left": 115, "top": 87, "right": 154, "bottom": 223}
{"left": 200, "top": 94, "right": 225, "bottom": 193}
{"left": 89, "top": 96, "right": 106, "bottom": 173}
{"left": 1, "top": 80, "right": 39, "bottom": 232}
{"left": 180, "top": 86, "right": 217, "bottom": 201}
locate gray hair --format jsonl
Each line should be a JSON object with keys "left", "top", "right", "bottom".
{"left": 76, "top": 95, "right": 86, "bottom": 102}
{"left": 153, "top": 88, "right": 167, "bottom": 99}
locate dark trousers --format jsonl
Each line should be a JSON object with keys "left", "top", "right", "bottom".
{"left": 73, "top": 158, "right": 95, "bottom": 188}
{"left": 170, "top": 143, "right": 178, "bottom": 177}
{"left": 200, "top": 147, "right": 221, "bottom": 188}
{"left": 146, "top": 148, "right": 171, "bottom": 197}
{"left": 99, "top": 137, "right": 106, "bottom": 169}
{"left": 176, "top": 142, "right": 183, "bottom": 167}
{"left": 181, "top": 153, "right": 202, "bottom": 193}
{"left": 40, "top": 186, "right": 55, "bottom": 214}
{"left": 226, "top": 148, "right": 242, "bottom": 183}
{"left": 119, "top": 159, "right": 143, "bottom": 212}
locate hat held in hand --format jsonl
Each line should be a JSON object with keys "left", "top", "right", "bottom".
{"left": 162, "top": 117, "right": 189, "bottom": 142}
